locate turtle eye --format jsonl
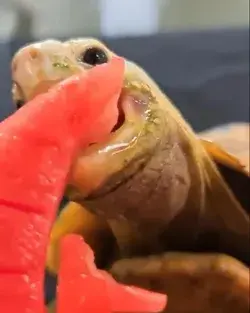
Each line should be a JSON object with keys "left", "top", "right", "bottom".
{"left": 79, "top": 47, "right": 108, "bottom": 66}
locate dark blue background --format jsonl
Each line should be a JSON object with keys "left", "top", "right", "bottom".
{"left": 0, "top": 27, "right": 249, "bottom": 303}
{"left": 1, "top": 28, "right": 249, "bottom": 129}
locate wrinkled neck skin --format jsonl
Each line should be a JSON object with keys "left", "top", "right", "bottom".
{"left": 69, "top": 82, "right": 249, "bottom": 265}
{"left": 79, "top": 111, "right": 208, "bottom": 258}
{"left": 69, "top": 64, "right": 249, "bottom": 263}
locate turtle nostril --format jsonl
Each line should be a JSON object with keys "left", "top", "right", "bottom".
{"left": 29, "top": 48, "right": 40, "bottom": 60}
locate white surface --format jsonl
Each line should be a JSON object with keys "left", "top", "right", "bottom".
{"left": 100, "top": 0, "right": 159, "bottom": 36}
{"left": 0, "top": 0, "right": 249, "bottom": 39}
{"left": 24, "top": 0, "right": 100, "bottom": 38}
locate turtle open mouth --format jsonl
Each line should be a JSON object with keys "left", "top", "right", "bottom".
{"left": 13, "top": 81, "right": 127, "bottom": 136}
{"left": 112, "top": 96, "right": 125, "bottom": 133}
{"left": 12, "top": 77, "right": 152, "bottom": 163}
{"left": 15, "top": 99, "right": 25, "bottom": 109}
{"left": 12, "top": 76, "right": 153, "bottom": 200}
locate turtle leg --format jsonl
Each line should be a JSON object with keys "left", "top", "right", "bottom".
{"left": 46, "top": 201, "right": 117, "bottom": 274}
{"left": 110, "top": 252, "right": 249, "bottom": 313}
{"left": 47, "top": 300, "right": 56, "bottom": 313}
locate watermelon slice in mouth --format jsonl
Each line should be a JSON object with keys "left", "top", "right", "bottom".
{"left": 0, "top": 56, "right": 166, "bottom": 313}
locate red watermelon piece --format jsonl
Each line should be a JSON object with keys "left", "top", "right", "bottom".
{"left": 58, "top": 235, "right": 167, "bottom": 313}
{"left": 0, "top": 56, "right": 124, "bottom": 212}
{"left": 57, "top": 235, "right": 111, "bottom": 313}
{"left": 0, "top": 56, "right": 124, "bottom": 313}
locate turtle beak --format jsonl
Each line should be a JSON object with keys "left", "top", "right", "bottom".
{"left": 12, "top": 81, "right": 26, "bottom": 110}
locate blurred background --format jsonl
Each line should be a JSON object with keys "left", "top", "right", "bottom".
{"left": 0, "top": 0, "right": 249, "bottom": 304}
{"left": 0, "top": 0, "right": 249, "bottom": 39}
{"left": 0, "top": 0, "right": 249, "bottom": 125}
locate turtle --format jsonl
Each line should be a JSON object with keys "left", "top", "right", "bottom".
{"left": 11, "top": 38, "right": 249, "bottom": 313}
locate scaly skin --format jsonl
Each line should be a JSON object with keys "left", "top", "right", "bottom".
{"left": 12, "top": 39, "right": 249, "bottom": 313}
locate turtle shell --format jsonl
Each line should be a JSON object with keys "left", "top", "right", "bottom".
{"left": 201, "top": 138, "right": 249, "bottom": 215}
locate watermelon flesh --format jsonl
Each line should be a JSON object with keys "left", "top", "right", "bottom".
{"left": 0, "top": 55, "right": 167, "bottom": 313}
{"left": 0, "top": 56, "right": 124, "bottom": 313}
{"left": 58, "top": 235, "right": 167, "bottom": 313}
{"left": 0, "top": 57, "right": 124, "bottom": 211}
